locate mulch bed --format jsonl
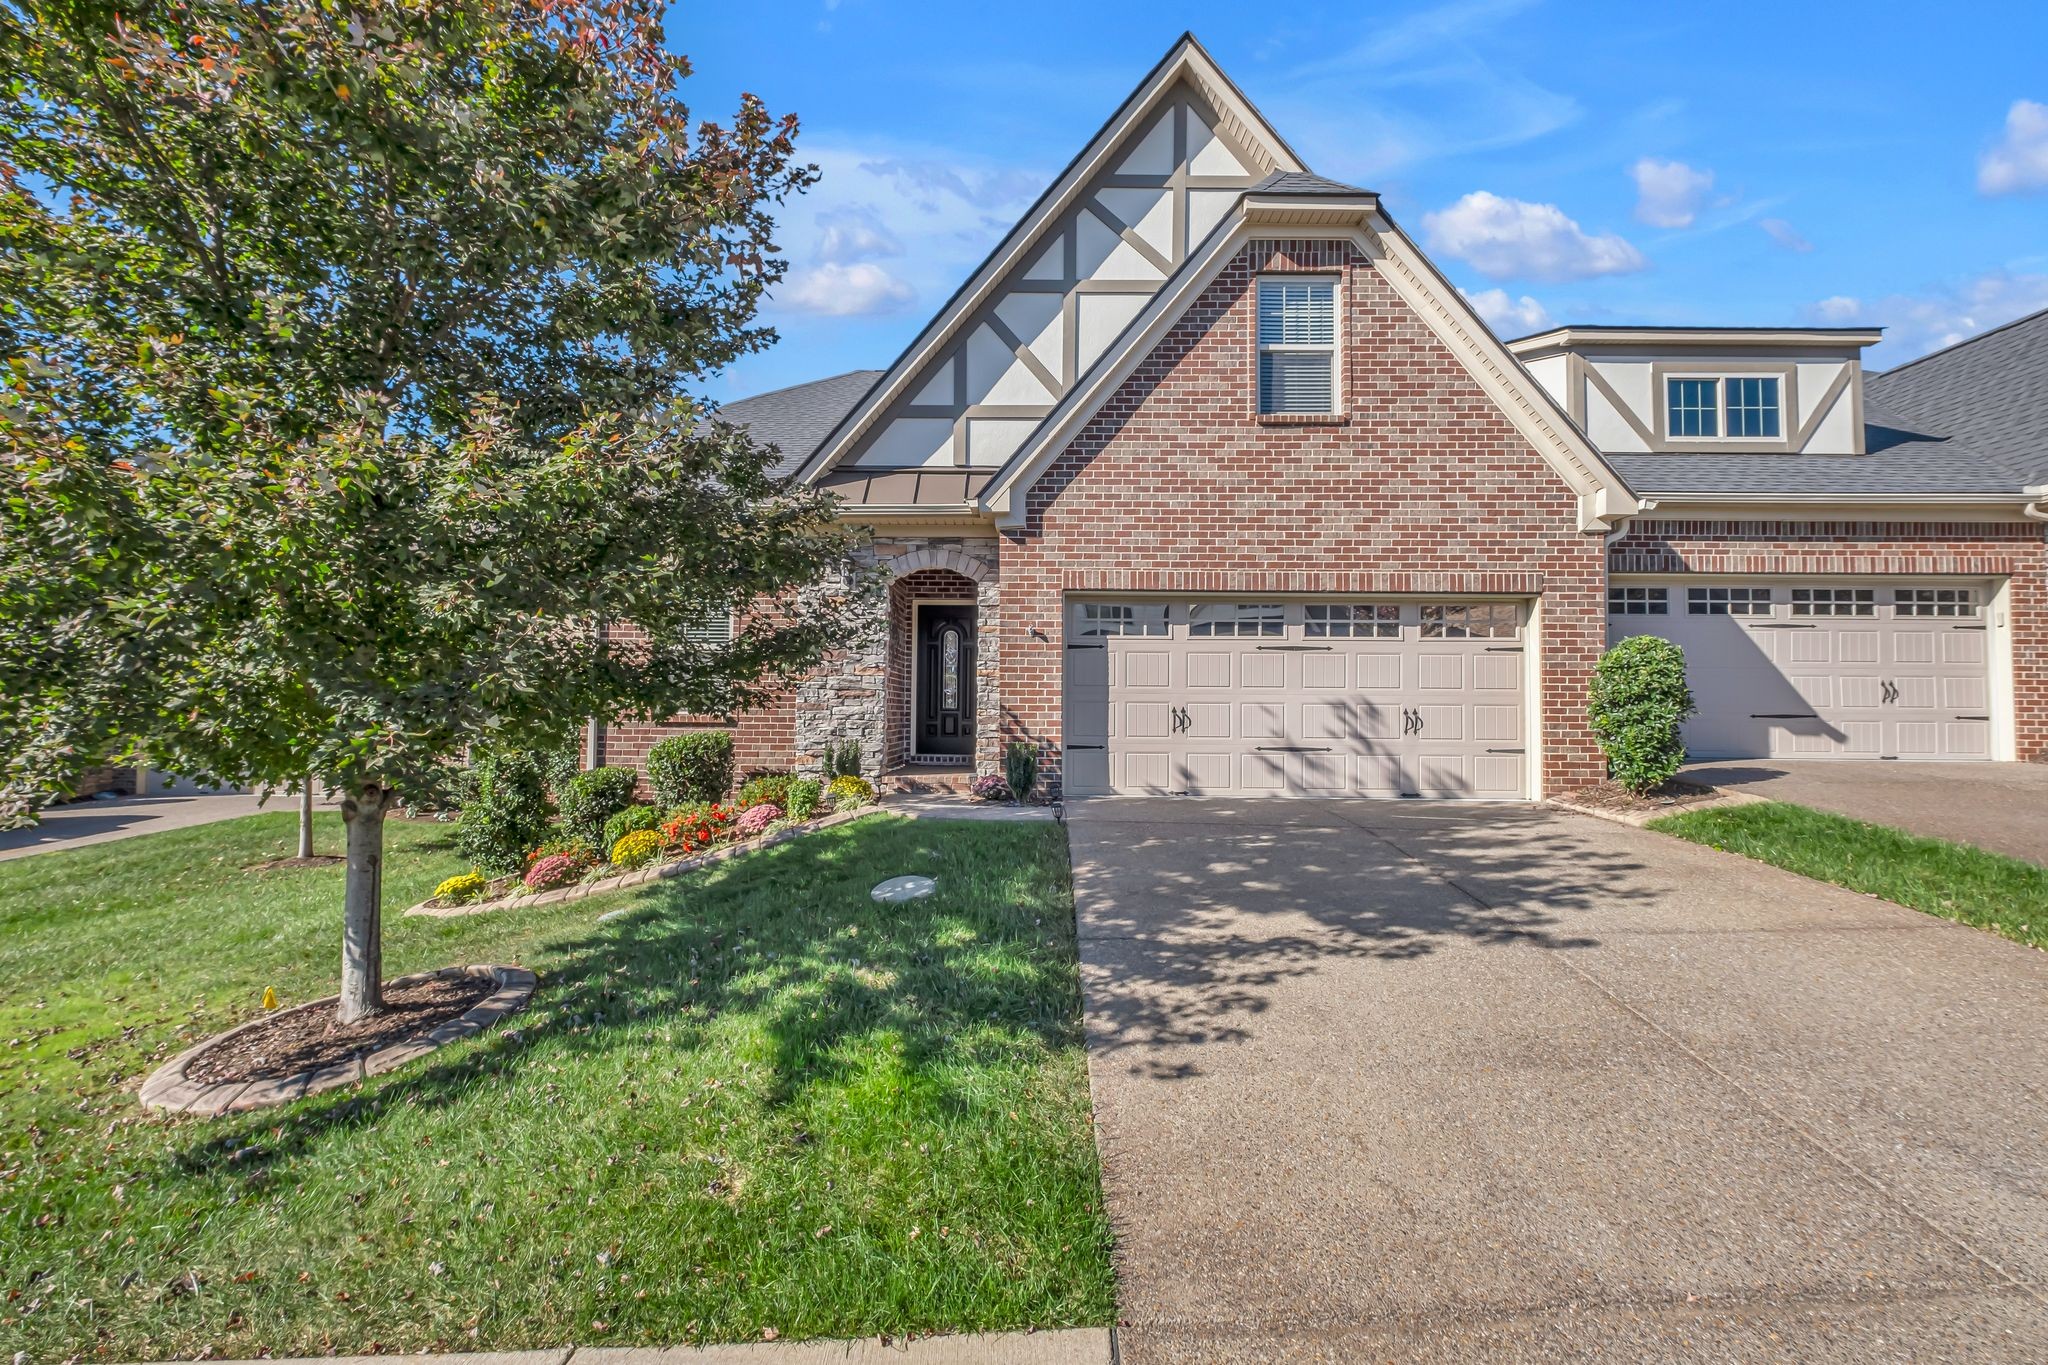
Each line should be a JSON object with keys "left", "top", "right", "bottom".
{"left": 1558, "top": 778, "right": 1726, "bottom": 817}
{"left": 185, "top": 973, "right": 498, "bottom": 1086}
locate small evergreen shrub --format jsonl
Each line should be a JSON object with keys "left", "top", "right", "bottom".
{"left": 647, "top": 731, "right": 734, "bottom": 806}
{"left": 734, "top": 803, "right": 781, "bottom": 837}
{"left": 434, "top": 871, "right": 489, "bottom": 904}
{"left": 737, "top": 772, "right": 793, "bottom": 809}
{"left": 1005, "top": 741, "right": 1040, "bottom": 803}
{"left": 523, "top": 853, "right": 585, "bottom": 892}
{"left": 601, "top": 802, "right": 661, "bottom": 851}
{"left": 455, "top": 750, "right": 553, "bottom": 875}
{"left": 786, "top": 778, "right": 823, "bottom": 821}
{"left": 826, "top": 774, "right": 875, "bottom": 808}
{"left": 609, "top": 828, "right": 664, "bottom": 869}
{"left": 971, "top": 773, "right": 1011, "bottom": 802}
{"left": 825, "top": 740, "right": 863, "bottom": 779}
{"left": 560, "top": 766, "right": 638, "bottom": 850}
{"left": 1588, "top": 635, "right": 1697, "bottom": 794}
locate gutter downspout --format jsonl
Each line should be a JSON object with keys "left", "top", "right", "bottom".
{"left": 2024, "top": 486, "right": 2048, "bottom": 522}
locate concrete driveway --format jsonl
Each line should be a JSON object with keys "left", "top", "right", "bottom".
{"left": 1067, "top": 798, "right": 2048, "bottom": 1362}
{"left": 1684, "top": 760, "right": 2048, "bottom": 866}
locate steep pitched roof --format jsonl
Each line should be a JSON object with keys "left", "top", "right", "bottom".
{"left": 717, "top": 370, "right": 883, "bottom": 478}
{"left": 795, "top": 33, "right": 1304, "bottom": 483}
{"left": 1613, "top": 307, "right": 2048, "bottom": 498}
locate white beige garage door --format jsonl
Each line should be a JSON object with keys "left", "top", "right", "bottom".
{"left": 1062, "top": 599, "right": 1529, "bottom": 798}
{"left": 1607, "top": 581, "right": 1994, "bottom": 761}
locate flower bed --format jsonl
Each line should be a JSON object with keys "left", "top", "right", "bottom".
{"left": 405, "top": 797, "right": 877, "bottom": 918}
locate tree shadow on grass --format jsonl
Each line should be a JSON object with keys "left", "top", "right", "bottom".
{"left": 171, "top": 816, "right": 1078, "bottom": 1175}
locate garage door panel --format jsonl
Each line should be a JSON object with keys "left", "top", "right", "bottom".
{"left": 1837, "top": 631, "right": 1880, "bottom": 665}
{"left": 1946, "top": 721, "right": 1991, "bottom": 756}
{"left": 1790, "top": 674, "right": 1836, "bottom": 708}
{"left": 1839, "top": 677, "right": 1883, "bottom": 709}
{"left": 1943, "top": 632, "right": 1986, "bottom": 666}
{"left": 1239, "top": 653, "right": 1284, "bottom": 689}
{"left": 1417, "top": 653, "right": 1466, "bottom": 690}
{"left": 1302, "top": 653, "right": 1347, "bottom": 689}
{"left": 1238, "top": 702, "right": 1283, "bottom": 739}
{"left": 1068, "top": 598, "right": 1528, "bottom": 799}
{"left": 1238, "top": 752, "right": 1286, "bottom": 792}
{"left": 1786, "top": 632, "right": 1831, "bottom": 664}
{"left": 1893, "top": 632, "right": 1935, "bottom": 665}
{"left": 1945, "top": 676, "right": 1988, "bottom": 709}
{"left": 1357, "top": 653, "right": 1402, "bottom": 691}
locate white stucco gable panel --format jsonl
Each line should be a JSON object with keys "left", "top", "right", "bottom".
{"left": 797, "top": 34, "right": 1301, "bottom": 486}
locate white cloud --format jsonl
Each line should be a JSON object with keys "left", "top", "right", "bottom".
{"left": 1807, "top": 270, "right": 2048, "bottom": 362}
{"left": 779, "top": 262, "right": 915, "bottom": 317}
{"left": 815, "top": 206, "right": 901, "bottom": 264}
{"left": 1629, "top": 157, "right": 1714, "bottom": 228}
{"left": 1759, "top": 218, "right": 1813, "bottom": 252}
{"left": 1464, "top": 287, "right": 1552, "bottom": 335}
{"left": 1422, "top": 191, "right": 1646, "bottom": 282}
{"left": 1978, "top": 99, "right": 2048, "bottom": 195}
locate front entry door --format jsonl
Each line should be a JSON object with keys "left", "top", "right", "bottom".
{"left": 917, "top": 604, "right": 976, "bottom": 757}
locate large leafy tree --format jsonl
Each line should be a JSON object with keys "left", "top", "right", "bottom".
{"left": 1, "top": 0, "right": 872, "bottom": 1019}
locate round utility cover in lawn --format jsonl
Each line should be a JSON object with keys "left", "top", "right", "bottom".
{"left": 871, "top": 875, "right": 937, "bottom": 903}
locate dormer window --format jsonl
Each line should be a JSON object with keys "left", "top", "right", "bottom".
{"left": 1257, "top": 278, "right": 1336, "bottom": 414}
{"left": 1663, "top": 375, "right": 1783, "bottom": 441}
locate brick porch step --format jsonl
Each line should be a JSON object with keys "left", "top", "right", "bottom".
{"left": 878, "top": 766, "right": 976, "bottom": 797}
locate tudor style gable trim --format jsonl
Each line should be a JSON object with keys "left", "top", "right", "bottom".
{"left": 795, "top": 34, "right": 1303, "bottom": 485}
{"left": 975, "top": 202, "right": 1640, "bottom": 533}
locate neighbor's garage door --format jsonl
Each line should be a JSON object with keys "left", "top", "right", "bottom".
{"left": 1062, "top": 599, "right": 1528, "bottom": 798}
{"left": 1607, "top": 581, "right": 1993, "bottom": 760}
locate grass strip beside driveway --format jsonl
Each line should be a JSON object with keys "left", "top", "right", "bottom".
{"left": 1650, "top": 800, "right": 2048, "bottom": 950}
{"left": 0, "top": 810, "right": 1112, "bottom": 1358}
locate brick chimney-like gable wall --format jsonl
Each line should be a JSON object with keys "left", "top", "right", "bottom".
{"left": 999, "top": 238, "right": 1610, "bottom": 796}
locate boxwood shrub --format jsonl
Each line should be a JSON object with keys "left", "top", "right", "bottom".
{"left": 455, "top": 750, "right": 553, "bottom": 875}
{"left": 1588, "top": 635, "right": 1697, "bottom": 793}
{"left": 647, "top": 731, "right": 734, "bottom": 807}
{"left": 560, "top": 766, "right": 639, "bottom": 850}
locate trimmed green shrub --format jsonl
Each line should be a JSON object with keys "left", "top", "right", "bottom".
{"left": 1588, "top": 635, "right": 1697, "bottom": 794}
{"left": 647, "top": 731, "right": 734, "bottom": 806}
{"left": 737, "top": 772, "right": 793, "bottom": 809}
{"left": 602, "top": 803, "right": 661, "bottom": 851}
{"left": 1005, "top": 741, "right": 1040, "bottom": 803}
{"left": 785, "top": 777, "right": 822, "bottom": 822}
{"left": 824, "top": 740, "right": 862, "bottom": 780}
{"left": 560, "top": 766, "right": 638, "bottom": 850}
{"left": 455, "top": 750, "right": 553, "bottom": 875}
{"left": 540, "top": 738, "right": 583, "bottom": 800}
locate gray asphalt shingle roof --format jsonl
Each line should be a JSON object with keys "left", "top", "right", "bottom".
{"left": 1249, "top": 170, "right": 1374, "bottom": 196}
{"left": 1615, "top": 307, "right": 2048, "bottom": 497}
{"left": 716, "top": 369, "right": 884, "bottom": 478}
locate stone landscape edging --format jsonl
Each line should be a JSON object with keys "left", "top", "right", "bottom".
{"left": 139, "top": 964, "right": 536, "bottom": 1116}
{"left": 1547, "top": 785, "right": 1768, "bottom": 830}
{"left": 405, "top": 806, "right": 877, "bottom": 919}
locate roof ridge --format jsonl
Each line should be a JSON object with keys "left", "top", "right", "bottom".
{"left": 1871, "top": 302, "right": 2048, "bottom": 381}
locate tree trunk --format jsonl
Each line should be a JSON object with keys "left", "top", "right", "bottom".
{"left": 338, "top": 783, "right": 390, "bottom": 1024}
{"left": 298, "top": 778, "right": 315, "bottom": 859}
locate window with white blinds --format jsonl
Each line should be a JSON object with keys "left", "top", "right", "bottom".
{"left": 683, "top": 613, "right": 734, "bottom": 647}
{"left": 1257, "top": 278, "right": 1336, "bottom": 414}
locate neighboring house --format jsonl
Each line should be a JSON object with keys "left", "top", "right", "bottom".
{"left": 594, "top": 34, "right": 2048, "bottom": 799}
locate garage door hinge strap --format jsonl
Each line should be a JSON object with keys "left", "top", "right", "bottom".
{"left": 1065, "top": 744, "right": 1105, "bottom": 750}
{"left": 1484, "top": 646, "right": 1524, "bottom": 652}
{"left": 1255, "top": 746, "right": 1333, "bottom": 752}
{"left": 1750, "top": 713, "right": 1820, "bottom": 719}
{"left": 1485, "top": 748, "right": 1526, "bottom": 754}
{"left": 1255, "top": 644, "right": 1334, "bottom": 651}
{"left": 1065, "top": 643, "right": 1104, "bottom": 650}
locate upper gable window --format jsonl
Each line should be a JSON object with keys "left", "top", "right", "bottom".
{"left": 1664, "top": 376, "right": 1782, "bottom": 441}
{"left": 1256, "top": 279, "right": 1336, "bottom": 415}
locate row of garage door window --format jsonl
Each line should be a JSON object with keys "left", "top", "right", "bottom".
{"left": 1609, "top": 586, "right": 1981, "bottom": 618}
{"left": 1074, "top": 601, "right": 1521, "bottom": 640}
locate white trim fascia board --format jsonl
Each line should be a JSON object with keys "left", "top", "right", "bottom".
{"left": 1630, "top": 493, "right": 2042, "bottom": 521}
{"left": 832, "top": 505, "right": 995, "bottom": 528}
{"left": 980, "top": 213, "right": 1640, "bottom": 531}
{"left": 1240, "top": 194, "right": 1378, "bottom": 229}
{"left": 794, "top": 37, "right": 1303, "bottom": 486}
{"left": 1508, "top": 327, "right": 1884, "bottom": 355}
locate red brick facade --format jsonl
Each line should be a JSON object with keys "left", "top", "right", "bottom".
{"left": 997, "top": 238, "right": 1612, "bottom": 796}
{"left": 1613, "top": 518, "right": 2048, "bottom": 762}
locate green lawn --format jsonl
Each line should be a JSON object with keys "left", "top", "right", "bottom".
{"left": 1650, "top": 800, "right": 2048, "bottom": 950}
{"left": 0, "top": 811, "right": 1113, "bottom": 1358}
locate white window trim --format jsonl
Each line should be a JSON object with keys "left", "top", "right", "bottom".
{"left": 1255, "top": 274, "right": 1342, "bottom": 417}
{"left": 1655, "top": 366, "right": 1795, "bottom": 448}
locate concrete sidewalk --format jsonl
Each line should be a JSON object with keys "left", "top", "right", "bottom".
{"left": 0, "top": 791, "right": 313, "bottom": 862}
{"left": 149, "top": 1329, "right": 1110, "bottom": 1365}
{"left": 1683, "top": 759, "right": 2048, "bottom": 865}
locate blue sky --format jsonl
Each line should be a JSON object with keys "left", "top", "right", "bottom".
{"left": 675, "top": 0, "right": 2048, "bottom": 401}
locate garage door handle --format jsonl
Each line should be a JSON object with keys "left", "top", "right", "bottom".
{"left": 1750, "top": 713, "right": 1820, "bottom": 719}
{"left": 1255, "top": 746, "right": 1332, "bottom": 752}
{"left": 1065, "top": 744, "right": 1104, "bottom": 750}
{"left": 1956, "top": 715, "right": 1990, "bottom": 721}
{"left": 1065, "top": 642, "right": 1104, "bottom": 650}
